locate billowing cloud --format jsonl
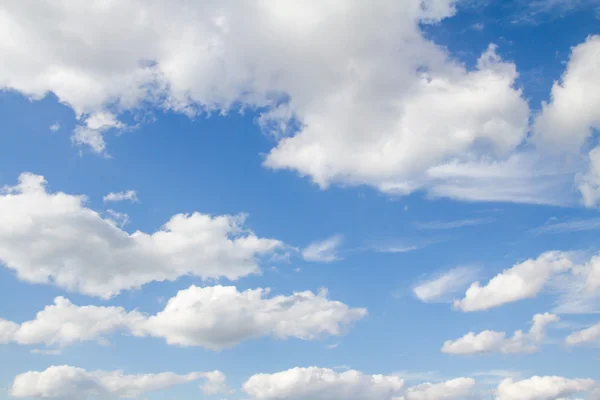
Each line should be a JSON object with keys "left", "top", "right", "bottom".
{"left": 495, "top": 376, "right": 596, "bottom": 400}
{"left": 302, "top": 235, "right": 343, "bottom": 263}
{"left": 10, "top": 365, "right": 212, "bottom": 399}
{"left": 0, "top": 285, "right": 366, "bottom": 350}
{"left": 442, "top": 313, "right": 559, "bottom": 355}
{"left": 242, "top": 367, "right": 405, "bottom": 400}
{"left": 0, "top": 173, "right": 284, "bottom": 298}
{"left": 453, "top": 251, "right": 573, "bottom": 311}
{"left": 3, "top": 0, "right": 579, "bottom": 204}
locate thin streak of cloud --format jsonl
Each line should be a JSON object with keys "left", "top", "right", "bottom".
{"left": 530, "top": 218, "right": 600, "bottom": 235}
{"left": 414, "top": 218, "right": 493, "bottom": 230}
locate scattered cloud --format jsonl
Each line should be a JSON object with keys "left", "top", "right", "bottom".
{"left": 302, "top": 234, "right": 343, "bottom": 263}
{"left": 0, "top": 173, "right": 285, "bottom": 298}
{"left": 442, "top": 313, "right": 559, "bottom": 355}
{"left": 530, "top": 217, "right": 600, "bottom": 235}
{"left": 49, "top": 122, "right": 60, "bottom": 132}
{"left": 413, "top": 267, "right": 479, "bottom": 303}
{"left": 398, "top": 378, "right": 476, "bottom": 400}
{"left": 0, "top": 286, "right": 366, "bottom": 350}
{"left": 453, "top": 251, "right": 574, "bottom": 312}
{"left": 495, "top": 375, "right": 596, "bottom": 400}
{"left": 566, "top": 322, "right": 600, "bottom": 346}
{"left": 242, "top": 367, "right": 405, "bottom": 400}
{"left": 10, "top": 365, "right": 211, "bottom": 399}
{"left": 103, "top": 189, "right": 139, "bottom": 203}
{"left": 414, "top": 218, "right": 493, "bottom": 230}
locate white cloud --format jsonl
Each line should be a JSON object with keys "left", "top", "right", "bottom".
{"left": 0, "top": 297, "right": 142, "bottom": 347}
{"left": 0, "top": 285, "right": 366, "bottom": 351}
{"left": 398, "top": 378, "right": 476, "bottom": 400}
{"left": 199, "top": 370, "right": 235, "bottom": 395}
{"left": 302, "top": 235, "right": 343, "bottom": 263}
{"left": 533, "top": 35, "right": 600, "bottom": 154}
{"left": 2, "top": 1, "right": 571, "bottom": 204}
{"left": 134, "top": 285, "right": 366, "bottom": 349}
{"left": 530, "top": 217, "right": 600, "bottom": 235}
{"left": 0, "top": 173, "right": 284, "bottom": 298}
{"left": 10, "top": 365, "right": 211, "bottom": 399}
{"left": 552, "top": 254, "right": 600, "bottom": 314}
{"left": 242, "top": 367, "right": 405, "bottom": 400}
{"left": 578, "top": 147, "right": 600, "bottom": 208}
{"left": 414, "top": 218, "right": 492, "bottom": 230}
{"left": 453, "top": 251, "right": 573, "bottom": 312}
{"left": 566, "top": 323, "right": 600, "bottom": 346}
{"left": 442, "top": 313, "right": 559, "bottom": 355}
{"left": 105, "top": 209, "right": 130, "bottom": 228}
{"left": 103, "top": 189, "right": 139, "bottom": 203}
{"left": 49, "top": 122, "right": 60, "bottom": 132}
{"left": 495, "top": 376, "right": 596, "bottom": 400}
{"left": 413, "top": 267, "right": 479, "bottom": 303}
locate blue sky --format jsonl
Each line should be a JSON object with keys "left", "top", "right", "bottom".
{"left": 0, "top": 1, "right": 600, "bottom": 399}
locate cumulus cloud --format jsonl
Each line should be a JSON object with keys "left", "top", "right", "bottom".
{"left": 566, "top": 323, "right": 600, "bottom": 346}
{"left": 242, "top": 367, "right": 405, "bottom": 400}
{"left": 552, "top": 254, "right": 600, "bottom": 314}
{"left": 0, "top": 173, "right": 284, "bottom": 298}
{"left": 103, "top": 190, "right": 139, "bottom": 203}
{"left": 533, "top": 35, "right": 600, "bottom": 154}
{"left": 0, "top": 297, "right": 142, "bottom": 347}
{"left": 0, "top": 285, "right": 366, "bottom": 350}
{"left": 453, "top": 251, "right": 573, "bottom": 312}
{"left": 2, "top": 0, "right": 579, "bottom": 204}
{"left": 442, "top": 313, "right": 559, "bottom": 355}
{"left": 398, "top": 378, "right": 476, "bottom": 400}
{"left": 302, "top": 235, "right": 343, "bottom": 262}
{"left": 495, "top": 376, "right": 596, "bottom": 400}
{"left": 413, "top": 267, "right": 478, "bottom": 303}
{"left": 10, "top": 365, "right": 212, "bottom": 399}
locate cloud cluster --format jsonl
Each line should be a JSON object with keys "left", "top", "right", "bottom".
{"left": 442, "top": 313, "right": 559, "bottom": 355}
{"left": 2, "top": 2, "right": 598, "bottom": 204}
{"left": 0, "top": 285, "right": 366, "bottom": 350}
{"left": 0, "top": 173, "right": 284, "bottom": 298}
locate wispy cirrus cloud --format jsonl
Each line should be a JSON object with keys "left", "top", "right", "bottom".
{"left": 529, "top": 218, "right": 600, "bottom": 235}
{"left": 414, "top": 218, "right": 493, "bottom": 230}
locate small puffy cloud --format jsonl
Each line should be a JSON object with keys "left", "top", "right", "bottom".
{"left": 199, "top": 370, "right": 235, "bottom": 395}
{"left": 302, "top": 234, "right": 343, "bottom": 263}
{"left": 0, "top": 297, "right": 142, "bottom": 347}
{"left": 0, "top": 286, "right": 366, "bottom": 351}
{"left": 413, "top": 267, "right": 478, "bottom": 303}
{"left": 49, "top": 122, "right": 60, "bottom": 132}
{"left": 103, "top": 189, "right": 139, "bottom": 203}
{"left": 453, "top": 251, "right": 573, "bottom": 312}
{"left": 0, "top": 173, "right": 285, "bottom": 298}
{"left": 566, "top": 323, "right": 600, "bottom": 347}
{"left": 495, "top": 376, "right": 596, "bottom": 400}
{"left": 399, "top": 378, "right": 476, "bottom": 400}
{"left": 442, "top": 313, "right": 559, "bottom": 355}
{"left": 242, "top": 367, "right": 405, "bottom": 400}
{"left": 10, "top": 365, "right": 210, "bottom": 399}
